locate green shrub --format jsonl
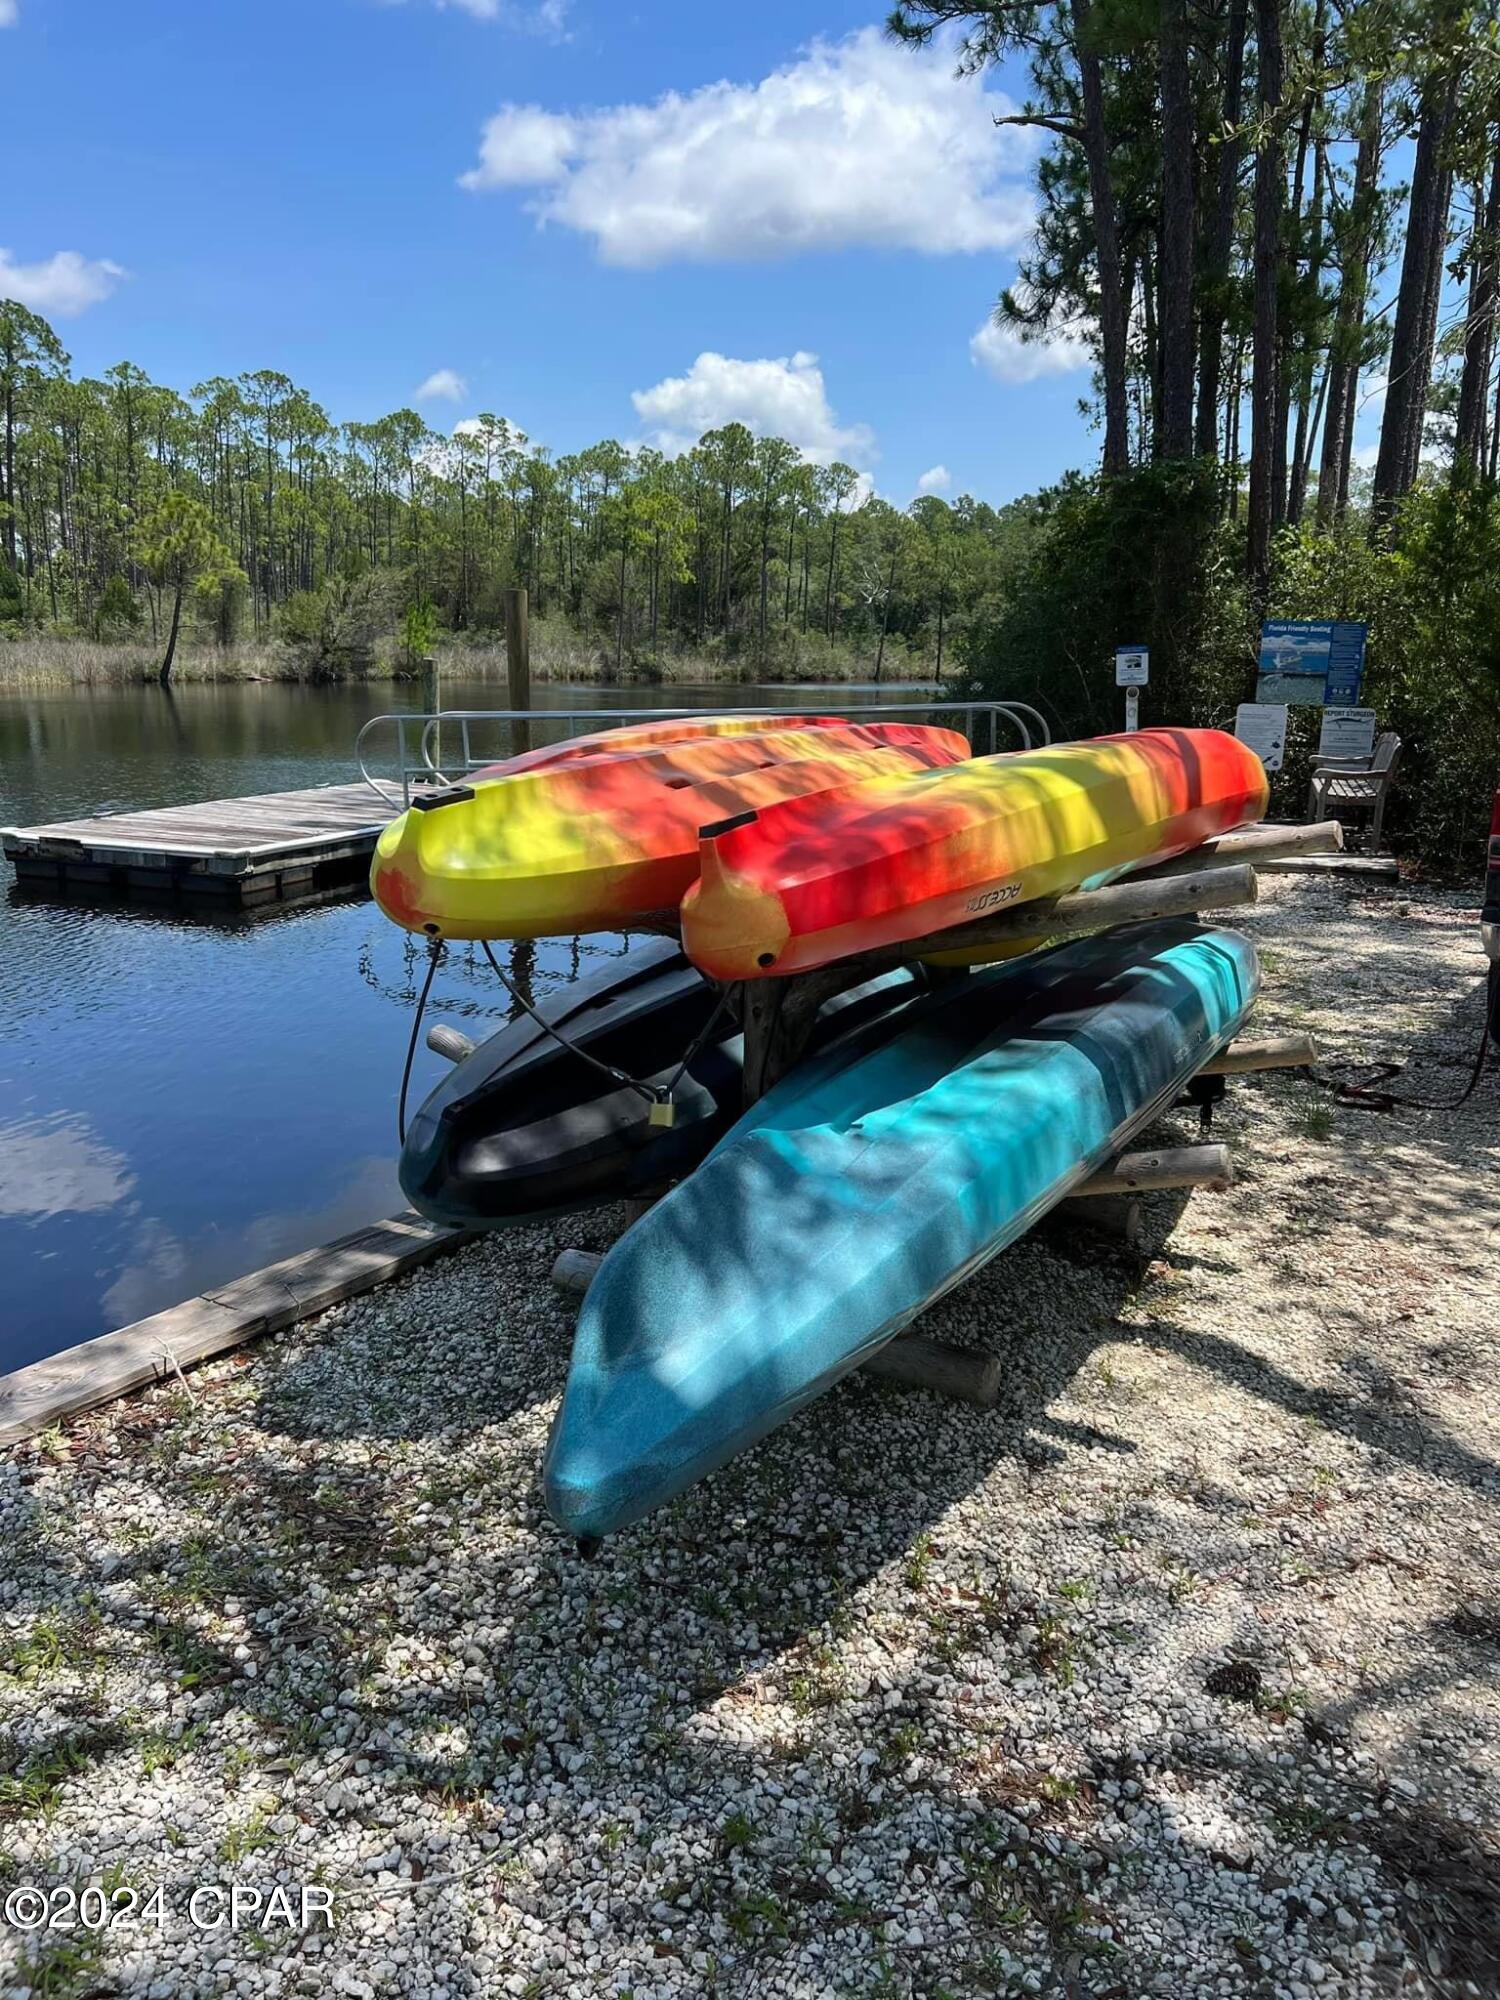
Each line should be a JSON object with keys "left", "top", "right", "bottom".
{"left": 960, "top": 462, "right": 1250, "bottom": 739}
{"left": 963, "top": 464, "right": 1500, "bottom": 876}
{"left": 92, "top": 573, "right": 142, "bottom": 638}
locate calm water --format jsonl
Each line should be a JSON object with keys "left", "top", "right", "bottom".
{"left": 0, "top": 676, "right": 934, "bottom": 1370}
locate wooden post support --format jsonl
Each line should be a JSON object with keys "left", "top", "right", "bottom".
{"left": 548, "top": 1250, "right": 1002, "bottom": 1406}
{"left": 552, "top": 1249, "right": 604, "bottom": 1295}
{"left": 1200, "top": 1032, "right": 1318, "bottom": 1074}
{"left": 1062, "top": 1193, "right": 1149, "bottom": 1254}
{"left": 861, "top": 1336, "right": 1002, "bottom": 1406}
{"left": 505, "top": 587, "right": 531, "bottom": 758}
{"left": 1076, "top": 1143, "right": 1233, "bottom": 1195}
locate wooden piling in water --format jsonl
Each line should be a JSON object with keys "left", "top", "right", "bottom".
{"left": 505, "top": 588, "right": 531, "bottom": 757}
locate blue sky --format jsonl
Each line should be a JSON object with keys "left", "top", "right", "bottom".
{"left": 0, "top": 0, "right": 1110, "bottom": 505}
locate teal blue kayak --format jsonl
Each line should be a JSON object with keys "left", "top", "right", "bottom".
{"left": 545, "top": 921, "right": 1259, "bottom": 1544}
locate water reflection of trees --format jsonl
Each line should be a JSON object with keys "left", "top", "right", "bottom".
{"left": 355, "top": 929, "right": 638, "bottom": 1024}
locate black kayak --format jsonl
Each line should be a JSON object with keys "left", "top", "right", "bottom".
{"left": 399, "top": 939, "right": 926, "bottom": 1227}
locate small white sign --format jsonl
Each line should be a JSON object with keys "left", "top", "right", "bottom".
{"left": 1115, "top": 645, "right": 1150, "bottom": 687}
{"left": 1317, "top": 707, "right": 1377, "bottom": 764}
{"left": 1234, "top": 702, "right": 1288, "bottom": 773}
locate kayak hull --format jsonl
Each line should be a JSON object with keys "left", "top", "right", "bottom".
{"left": 681, "top": 727, "right": 1268, "bottom": 979}
{"left": 400, "top": 939, "right": 926, "bottom": 1226}
{"left": 373, "top": 722, "right": 970, "bottom": 942}
{"left": 544, "top": 921, "right": 1259, "bottom": 1542}
{"left": 493, "top": 712, "right": 848, "bottom": 775}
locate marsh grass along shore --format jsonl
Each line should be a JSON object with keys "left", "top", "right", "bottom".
{"left": 0, "top": 627, "right": 942, "bottom": 693}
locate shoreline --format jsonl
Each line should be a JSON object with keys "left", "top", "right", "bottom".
{"left": 0, "top": 636, "right": 950, "bottom": 695}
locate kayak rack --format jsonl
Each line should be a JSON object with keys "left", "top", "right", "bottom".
{"left": 543, "top": 815, "right": 1345, "bottom": 1408}
{"left": 356, "top": 700, "right": 1051, "bottom": 808}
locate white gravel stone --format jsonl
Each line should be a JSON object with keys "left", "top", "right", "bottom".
{"left": 1, "top": 875, "right": 1496, "bottom": 2000}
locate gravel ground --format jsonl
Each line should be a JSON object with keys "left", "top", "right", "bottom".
{"left": 2, "top": 874, "right": 1498, "bottom": 2000}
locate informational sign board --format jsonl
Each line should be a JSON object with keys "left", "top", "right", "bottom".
{"left": 1115, "top": 645, "right": 1150, "bottom": 687}
{"left": 1256, "top": 620, "right": 1367, "bottom": 707}
{"left": 1234, "top": 702, "right": 1289, "bottom": 773}
{"left": 1323, "top": 624, "right": 1368, "bottom": 707}
{"left": 1316, "top": 707, "right": 1377, "bottom": 764}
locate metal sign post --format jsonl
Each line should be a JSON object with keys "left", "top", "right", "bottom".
{"left": 1115, "top": 645, "right": 1149, "bottom": 731}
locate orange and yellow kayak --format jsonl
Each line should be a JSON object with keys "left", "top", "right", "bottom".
{"left": 372, "top": 721, "right": 970, "bottom": 942}
{"left": 680, "top": 728, "right": 1268, "bottom": 980}
{"left": 487, "top": 713, "right": 848, "bottom": 777}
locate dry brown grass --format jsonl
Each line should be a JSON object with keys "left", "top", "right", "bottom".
{"left": 0, "top": 635, "right": 294, "bottom": 688}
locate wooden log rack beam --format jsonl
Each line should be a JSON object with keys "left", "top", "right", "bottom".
{"left": 1129, "top": 818, "right": 1343, "bottom": 877}
{"left": 731, "top": 860, "right": 1258, "bottom": 1110}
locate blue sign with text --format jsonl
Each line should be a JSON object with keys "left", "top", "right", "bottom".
{"left": 1256, "top": 620, "right": 1367, "bottom": 707}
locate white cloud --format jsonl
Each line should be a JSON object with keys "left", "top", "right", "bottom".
{"left": 916, "top": 464, "right": 951, "bottom": 495}
{"left": 461, "top": 26, "right": 1034, "bottom": 267}
{"left": 0, "top": 1115, "right": 133, "bottom": 1220}
{"left": 631, "top": 351, "right": 873, "bottom": 468}
{"left": 416, "top": 367, "right": 468, "bottom": 402}
{"left": 0, "top": 247, "right": 126, "bottom": 316}
{"left": 0, "top": 2, "right": 18, "bottom": 27}
{"left": 970, "top": 309, "right": 1093, "bottom": 385}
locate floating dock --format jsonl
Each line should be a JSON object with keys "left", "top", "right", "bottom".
{"left": 2, "top": 781, "right": 393, "bottom": 908}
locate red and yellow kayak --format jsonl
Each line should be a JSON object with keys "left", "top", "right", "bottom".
{"left": 372, "top": 721, "right": 971, "bottom": 942}
{"left": 680, "top": 728, "right": 1269, "bottom": 980}
{"left": 487, "top": 713, "right": 848, "bottom": 777}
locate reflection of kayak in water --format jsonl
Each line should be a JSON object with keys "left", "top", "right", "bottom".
{"left": 545, "top": 920, "right": 1260, "bottom": 1545}
{"left": 398, "top": 938, "right": 927, "bottom": 1227}
{"left": 681, "top": 727, "right": 1268, "bottom": 980}
{"left": 371, "top": 722, "right": 969, "bottom": 942}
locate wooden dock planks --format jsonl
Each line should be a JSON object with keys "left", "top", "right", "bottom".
{"left": 3, "top": 780, "right": 395, "bottom": 906}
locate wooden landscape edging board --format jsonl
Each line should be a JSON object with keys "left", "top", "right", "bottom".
{"left": 0, "top": 1211, "right": 473, "bottom": 1449}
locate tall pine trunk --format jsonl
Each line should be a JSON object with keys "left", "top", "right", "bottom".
{"left": 1454, "top": 144, "right": 1500, "bottom": 475}
{"left": 1248, "top": 0, "right": 1284, "bottom": 596}
{"left": 1316, "top": 81, "right": 1382, "bottom": 523}
{"left": 1287, "top": 138, "right": 1328, "bottom": 524}
{"left": 1371, "top": 69, "right": 1458, "bottom": 525}
{"left": 1197, "top": 0, "right": 1250, "bottom": 457}
{"left": 1158, "top": 0, "right": 1197, "bottom": 458}
{"left": 1073, "top": 0, "right": 1131, "bottom": 473}
{"left": 2, "top": 325, "right": 16, "bottom": 573}
{"left": 159, "top": 576, "right": 184, "bottom": 688}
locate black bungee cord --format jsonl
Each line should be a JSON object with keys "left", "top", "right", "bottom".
{"left": 397, "top": 936, "right": 445, "bottom": 1145}
{"left": 1307, "top": 962, "right": 1498, "bottom": 1114}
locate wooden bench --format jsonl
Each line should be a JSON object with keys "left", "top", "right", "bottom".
{"left": 1307, "top": 731, "right": 1401, "bottom": 851}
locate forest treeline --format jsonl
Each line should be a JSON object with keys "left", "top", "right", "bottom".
{"left": 887, "top": 0, "right": 1500, "bottom": 868}
{"left": 892, "top": 0, "right": 1500, "bottom": 573}
{"left": 0, "top": 305, "right": 1030, "bottom": 685}
{"left": 5, "top": 0, "right": 1500, "bottom": 863}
